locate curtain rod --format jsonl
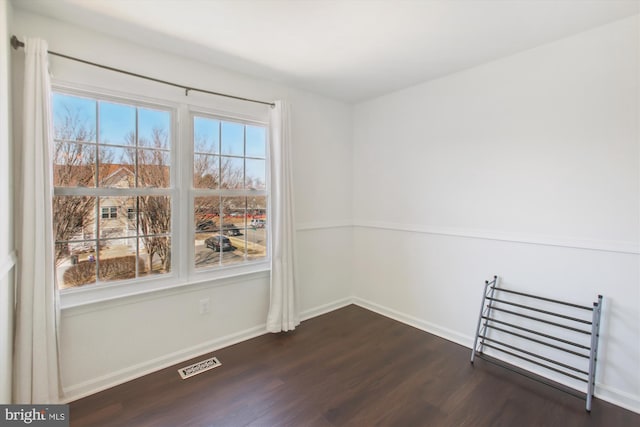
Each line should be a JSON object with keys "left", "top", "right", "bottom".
{"left": 10, "top": 35, "right": 275, "bottom": 108}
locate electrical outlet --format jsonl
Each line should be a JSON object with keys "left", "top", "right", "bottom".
{"left": 199, "top": 298, "right": 210, "bottom": 315}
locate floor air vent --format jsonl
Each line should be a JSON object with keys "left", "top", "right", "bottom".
{"left": 178, "top": 356, "right": 222, "bottom": 379}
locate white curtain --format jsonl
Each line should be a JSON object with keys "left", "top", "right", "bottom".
{"left": 13, "top": 38, "right": 61, "bottom": 403}
{"left": 266, "top": 100, "right": 300, "bottom": 332}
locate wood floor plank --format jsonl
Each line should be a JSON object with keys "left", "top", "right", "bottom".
{"left": 68, "top": 305, "right": 640, "bottom": 426}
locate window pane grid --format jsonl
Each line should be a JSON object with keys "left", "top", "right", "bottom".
{"left": 53, "top": 91, "right": 268, "bottom": 292}
{"left": 58, "top": 232, "right": 172, "bottom": 244}
{"left": 53, "top": 91, "right": 173, "bottom": 290}
{"left": 193, "top": 112, "right": 268, "bottom": 272}
{"left": 193, "top": 152, "right": 263, "bottom": 160}
{"left": 54, "top": 138, "right": 170, "bottom": 152}
{"left": 55, "top": 188, "right": 173, "bottom": 197}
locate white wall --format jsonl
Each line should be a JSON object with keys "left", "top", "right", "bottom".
{"left": 12, "top": 4, "right": 639, "bottom": 414}
{"left": 0, "top": 0, "right": 15, "bottom": 404}
{"left": 353, "top": 15, "right": 640, "bottom": 412}
{"left": 11, "top": 10, "right": 353, "bottom": 400}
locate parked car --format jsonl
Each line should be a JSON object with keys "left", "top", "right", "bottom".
{"left": 222, "top": 223, "right": 242, "bottom": 236}
{"left": 250, "top": 219, "right": 266, "bottom": 228}
{"left": 205, "top": 235, "right": 234, "bottom": 252}
{"left": 196, "top": 220, "right": 217, "bottom": 231}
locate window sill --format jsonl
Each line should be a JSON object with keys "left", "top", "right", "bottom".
{"left": 59, "top": 261, "right": 271, "bottom": 311}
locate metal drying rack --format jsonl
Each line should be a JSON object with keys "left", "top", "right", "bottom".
{"left": 470, "top": 276, "right": 602, "bottom": 412}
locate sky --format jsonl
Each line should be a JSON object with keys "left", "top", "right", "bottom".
{"left": 52, "top": 92, "right": 266, "bottom": 188}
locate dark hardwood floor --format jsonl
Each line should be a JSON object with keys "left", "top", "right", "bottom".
{"left": 69, "top": 305, "right": 639, "bottom": 426}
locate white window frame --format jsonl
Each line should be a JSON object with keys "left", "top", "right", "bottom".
{"left": 187, "top": 108, "right": 271, "bottom": 280}
{"left": 52, "top": 83, "right": 271, "bottom": 308}
{"left": 52, "top": 85, "right": 178, "bottom": 305}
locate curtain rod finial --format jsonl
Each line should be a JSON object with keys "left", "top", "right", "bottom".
{"left": 10, "top": 35, "right": 24, "bottom": 50}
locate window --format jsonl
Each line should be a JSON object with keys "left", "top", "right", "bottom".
{"left": 51, "top": 89, "right": 270, "bottom": 295}
{"left": 192, "top": 114, "right": 268, "bottom": 270}
{"left": 52, "top": 91, "right": 173, "bottom": 290}
{"left": 101, "top": 207, "right": 118, "bottom": 219}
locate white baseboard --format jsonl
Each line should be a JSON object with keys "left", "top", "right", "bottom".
{"left": 595, "top": 383, "right": 640, "bottom": 414}
{"left": 352, "top": 297, "right": 640, "bottom": 415}
{"left": 352, "top": 297, "right": 474, "bottom": 348}
{"left": 61, "top": 296, "right": 355, "bottom": 403}
{"left": 300, "top": 297, "right": 354, "bottom": 321}
{"left": 62, "top": 323, "right": 269, "bottom": 403}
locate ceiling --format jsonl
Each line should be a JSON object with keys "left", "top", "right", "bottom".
{"left": 12, "top": 0, "right": 640, "bottom": 103}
